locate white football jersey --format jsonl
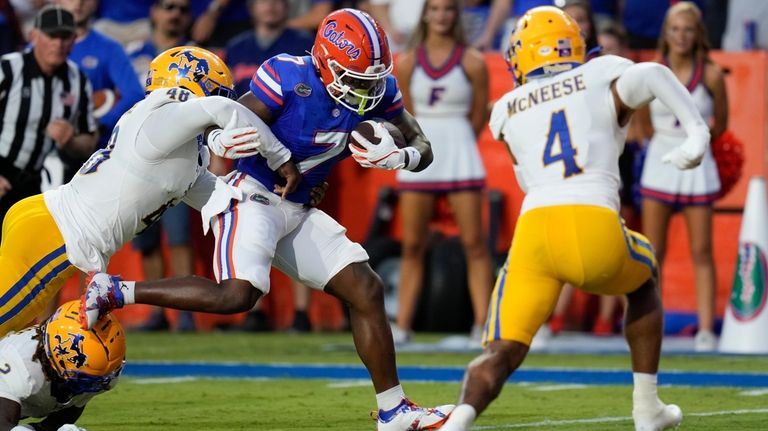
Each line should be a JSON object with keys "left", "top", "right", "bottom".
{"left": 44, "top": 88, "right": 257, "bottom": 272}
{"left": 0, "top": 328, "right": 99, "bottom": 419}
{"left": 490, "top": 55, "right": 634, "bottom": 214}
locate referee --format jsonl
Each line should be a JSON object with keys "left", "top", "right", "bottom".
{"left": 0, "top": 5, "right": 97, "bottom": 238}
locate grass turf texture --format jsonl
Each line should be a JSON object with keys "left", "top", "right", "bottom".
{"left": 53, "top": 332, "right": 768, "bottom": 430}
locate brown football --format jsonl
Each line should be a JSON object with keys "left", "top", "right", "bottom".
{"left": 349, "top": 120, "right": 407, "bottom": 149}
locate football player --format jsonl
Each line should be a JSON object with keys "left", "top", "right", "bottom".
{"left": 82, "top": 8, "right": 455, "bottom": 431}
{"left": 0, "top": 301, "right": 125, "bottom": 431}
{"left": 0, "top": 46, "right": 297, "bottom": 337}
{"left": 438, "top": 6, "right": 708, "bottom": 431}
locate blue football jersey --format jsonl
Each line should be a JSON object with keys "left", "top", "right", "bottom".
{"left": 237, "top": 54, "right": 404, "bottom": 204}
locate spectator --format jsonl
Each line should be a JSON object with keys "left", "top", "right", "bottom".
{"left": 622, "top": 0, "right": 704, "bottom": 49}
{"left": 0, "top": 301, "right": 125, "bottom": 431}
{"left": 638, "top": 1, "right": 727, "bottom": 352}
{"left": 369, "top": 0, "right": 425, "bottom": 53}
{"left": 462, "top": 0, "right": 491, "bottom": 47}
{"left": 561, "top": 0, "right": 598, "bottom": 52}
{"left": 125, "top": 0, "right": 200, "bottom": 332}
{"left": 393, "top": 0, "right": 492, "bottom": 345}
{"left": 9, "top": 0, "right": 46, "bottom": 38}
{"left": 0, "top": 5, "right": 97, "bottom": 242}
{"left": 225, "top": 0, "right": 314, "bottom": 97}
{"left": 473, "top": 0, "right": 554, "bottom": 52}
{"left": 190, "top": 0, "right": 250, "bottom": 49}
{"left": 721, "top": 0, "right": 768, "bottom": 51}
{"left": 287, "top": 0, "right": 333, "bottom": 33}
{"left": 0, "top": 0, "right": 24, "bottom": 55}
{"left": 92, "top": 0, "right": 155, "bottom": 47}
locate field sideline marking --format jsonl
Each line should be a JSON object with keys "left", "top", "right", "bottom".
{"left": 472, "top": 408, "right": 768, "bottom": 429}
{"left": 125, "top": 362, "right": 768, "bottom": 387}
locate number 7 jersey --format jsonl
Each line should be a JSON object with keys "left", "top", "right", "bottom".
{"left": 489, "top": 55, "right": 634, "bottom": 215}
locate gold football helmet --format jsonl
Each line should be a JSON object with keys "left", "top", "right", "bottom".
{"left": 44, "top": 300, "right": 125, "bottom": 394}
{"left": 145, "top": 46, "right": 236, "bottom": 99}
{"left": 507, "top": 6, "right": 586, "bottom": 85}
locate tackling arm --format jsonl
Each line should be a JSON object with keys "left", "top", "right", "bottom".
{"left": 27, "top": 406, "right": 85, "bottom": 431}
{"left": 0, "top": 397, "right": 21, "bottom": 431}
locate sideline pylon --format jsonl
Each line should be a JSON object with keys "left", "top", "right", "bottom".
{"left": 720, "top": 176, "right": 768, "bottom": 353}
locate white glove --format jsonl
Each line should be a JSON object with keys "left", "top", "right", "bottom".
{"left": 57, "top": 425, "right": 87, "bottom": 431}
{"left": 349, "top": 122, "right": 422, "bottom": 170}
{"left": 208, "top": 111, "right": 261, "bottom": 159}
{"left": 661, "top": 132, "right": 708, "bottom": 170}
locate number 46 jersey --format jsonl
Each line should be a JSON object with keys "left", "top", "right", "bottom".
{"left": 490, "top": 55, "right": 634, "bottom": 215}
{"left": 43, "top": 89, "right": 259, "bottom": 272}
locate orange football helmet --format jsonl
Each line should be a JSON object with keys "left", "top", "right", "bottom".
{"left": 44, "top": 300, "right": 126, "bottom": 395}
{"left": 311, "top": 8, "right": 393, "bottom": 114}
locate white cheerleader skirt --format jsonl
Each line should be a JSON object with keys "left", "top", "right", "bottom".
{"left": 397, "top": 116, "right": 486, "bottom": 192}
{"left": 639, "top": 133, "right": 721, "bottom": 206}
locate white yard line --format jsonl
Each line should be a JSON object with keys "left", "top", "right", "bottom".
{"left": 473, "top": 408, "right": 768, "bottom": 429}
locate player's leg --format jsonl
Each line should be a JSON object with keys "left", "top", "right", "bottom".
{"left": 395, "top": 190, "right": 435, "bottom": 339}
{"left": 446, "top": 190, "right": 493, "bottom": 338}
{"left": 442, "top": 210, "right": 563, "bottom": 430}
{"left": 682, "top": 204, "right": 717, "bottom": 350}
{"left": 0, "top": 195, "right": 77, "bottom": 336}
{"left": 273, "top": 209, "right": 453, "bottom": 430}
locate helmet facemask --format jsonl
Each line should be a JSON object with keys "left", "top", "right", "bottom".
{"left": 325, "top": 59, "right": 391, "bottom": 115}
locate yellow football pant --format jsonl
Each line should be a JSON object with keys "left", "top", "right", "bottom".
{"left": 0, "top": 195, "right": 76, "bottom": 336}
{"left": 483, "top": 205, "right": 657, "bottom": 346}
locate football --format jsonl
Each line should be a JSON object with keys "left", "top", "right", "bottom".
{"left": 349, "top": 120, "right": 407, "bottom": 149}
{"left": 92, "top": 89, "right": 120, "bottom": 119}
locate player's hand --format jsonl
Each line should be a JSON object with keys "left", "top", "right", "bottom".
{"left": 307, "top": 181, "right": 329, "bottom": 208}
{"left": 57, "top": 424, "right": 87, "bottom": 431}
{"left": 46, "top": 119, "right": 75, "bottom": 148}
{"left": 349, "top": 122, "right": 406, "bottom": 170}
{"left": 274, "top": 160, "right": 301, "bottom": 199}
{"left": 662, "top": 135, "right": 707, "bottom": 170}
{"left": 208, "top": 111, "right": 261, "bottom": 159}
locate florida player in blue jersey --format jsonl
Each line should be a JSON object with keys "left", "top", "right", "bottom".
{"left": 82, "top": 8, "right": 454, "bottom": 431}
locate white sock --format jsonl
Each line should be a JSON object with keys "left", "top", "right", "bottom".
{"left": 633, "top": 372, "right": 662, "bottom": 413}
{"left": 376, "top": 384, "right": 405, "bottom": 411}
{"left": 447, "top": 404, "right": 477, "bottom": 428}
{"left": 119, "top": 281, "right": 136, "bottom": 305}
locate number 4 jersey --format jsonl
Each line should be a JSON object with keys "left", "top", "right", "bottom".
{"left": 489, "top": 55, "right": 634, "bottom": 215}
{"left": 42, "top": 89, "right": 262, "bottom": 272}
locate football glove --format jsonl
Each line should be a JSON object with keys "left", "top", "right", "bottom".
{"left": 349, "top": 122, "right": 418, "bottom": 170}
{"left": 208, "top": 111, "right": 261, "bottom": 159}
{"left": 661, "top": 132, "right": 708, "bottom": 170}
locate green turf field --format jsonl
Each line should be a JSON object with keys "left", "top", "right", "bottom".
{"left": 48, "top": 332, "right": 768, "bottom": 430}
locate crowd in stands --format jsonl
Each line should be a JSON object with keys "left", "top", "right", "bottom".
{"left": 0, "top": 0, "right": 763, "bottom": 348}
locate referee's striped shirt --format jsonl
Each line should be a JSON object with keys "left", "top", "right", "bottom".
{"left": 0, "top": 50, "right": 96, "bottom": 174}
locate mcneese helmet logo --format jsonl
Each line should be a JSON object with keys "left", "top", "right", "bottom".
{"left": 53, "top": 333, "right": 88, "bottom": 368}
{"left": 169, "top": 51, "right": 211, "bottom": 85}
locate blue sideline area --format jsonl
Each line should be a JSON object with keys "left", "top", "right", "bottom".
{"left": 124, "top": 362, "right": 768, "bottom": 388}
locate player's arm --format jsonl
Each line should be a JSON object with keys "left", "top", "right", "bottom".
{"left": 388, "top": 109, "right": 433, "bottom": 172}
{"left": 489, "top": 97, "right": 527, "bottom": 192}
{"left": 704, "top": 61, "right": 728, "bottom": 139}
{"left": 0, "top": 396, "right": 22, "bottom": 431}
{"left": 26, "top": 406, "right": 85, "bottom": 431}
{"left": 463, "top": 48, "right": 490, "bottom": 137}
{"left": 612, "top": 62, "right": 710, "bottom": 169}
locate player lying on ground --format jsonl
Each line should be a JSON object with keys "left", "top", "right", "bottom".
{"left": 82, "top": 8, "right": 456, "bottom": 431}
{"left": 0, "top": 301, "right": 124, "bottom": 431}
{"left": 439, "top": 6, "right": 709, "bottom": 431}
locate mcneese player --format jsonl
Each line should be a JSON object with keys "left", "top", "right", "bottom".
{"left": 439, "top": 7, "right": 710, "bottom": 431}
{"left": 0, "top": 301, "right": 124, "bottom": 431}
{"left": 0, "top": 46, "right": 295, "bottom": 336}
{"left": 83, "top": 9, "right": 454, "bottom": 431}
